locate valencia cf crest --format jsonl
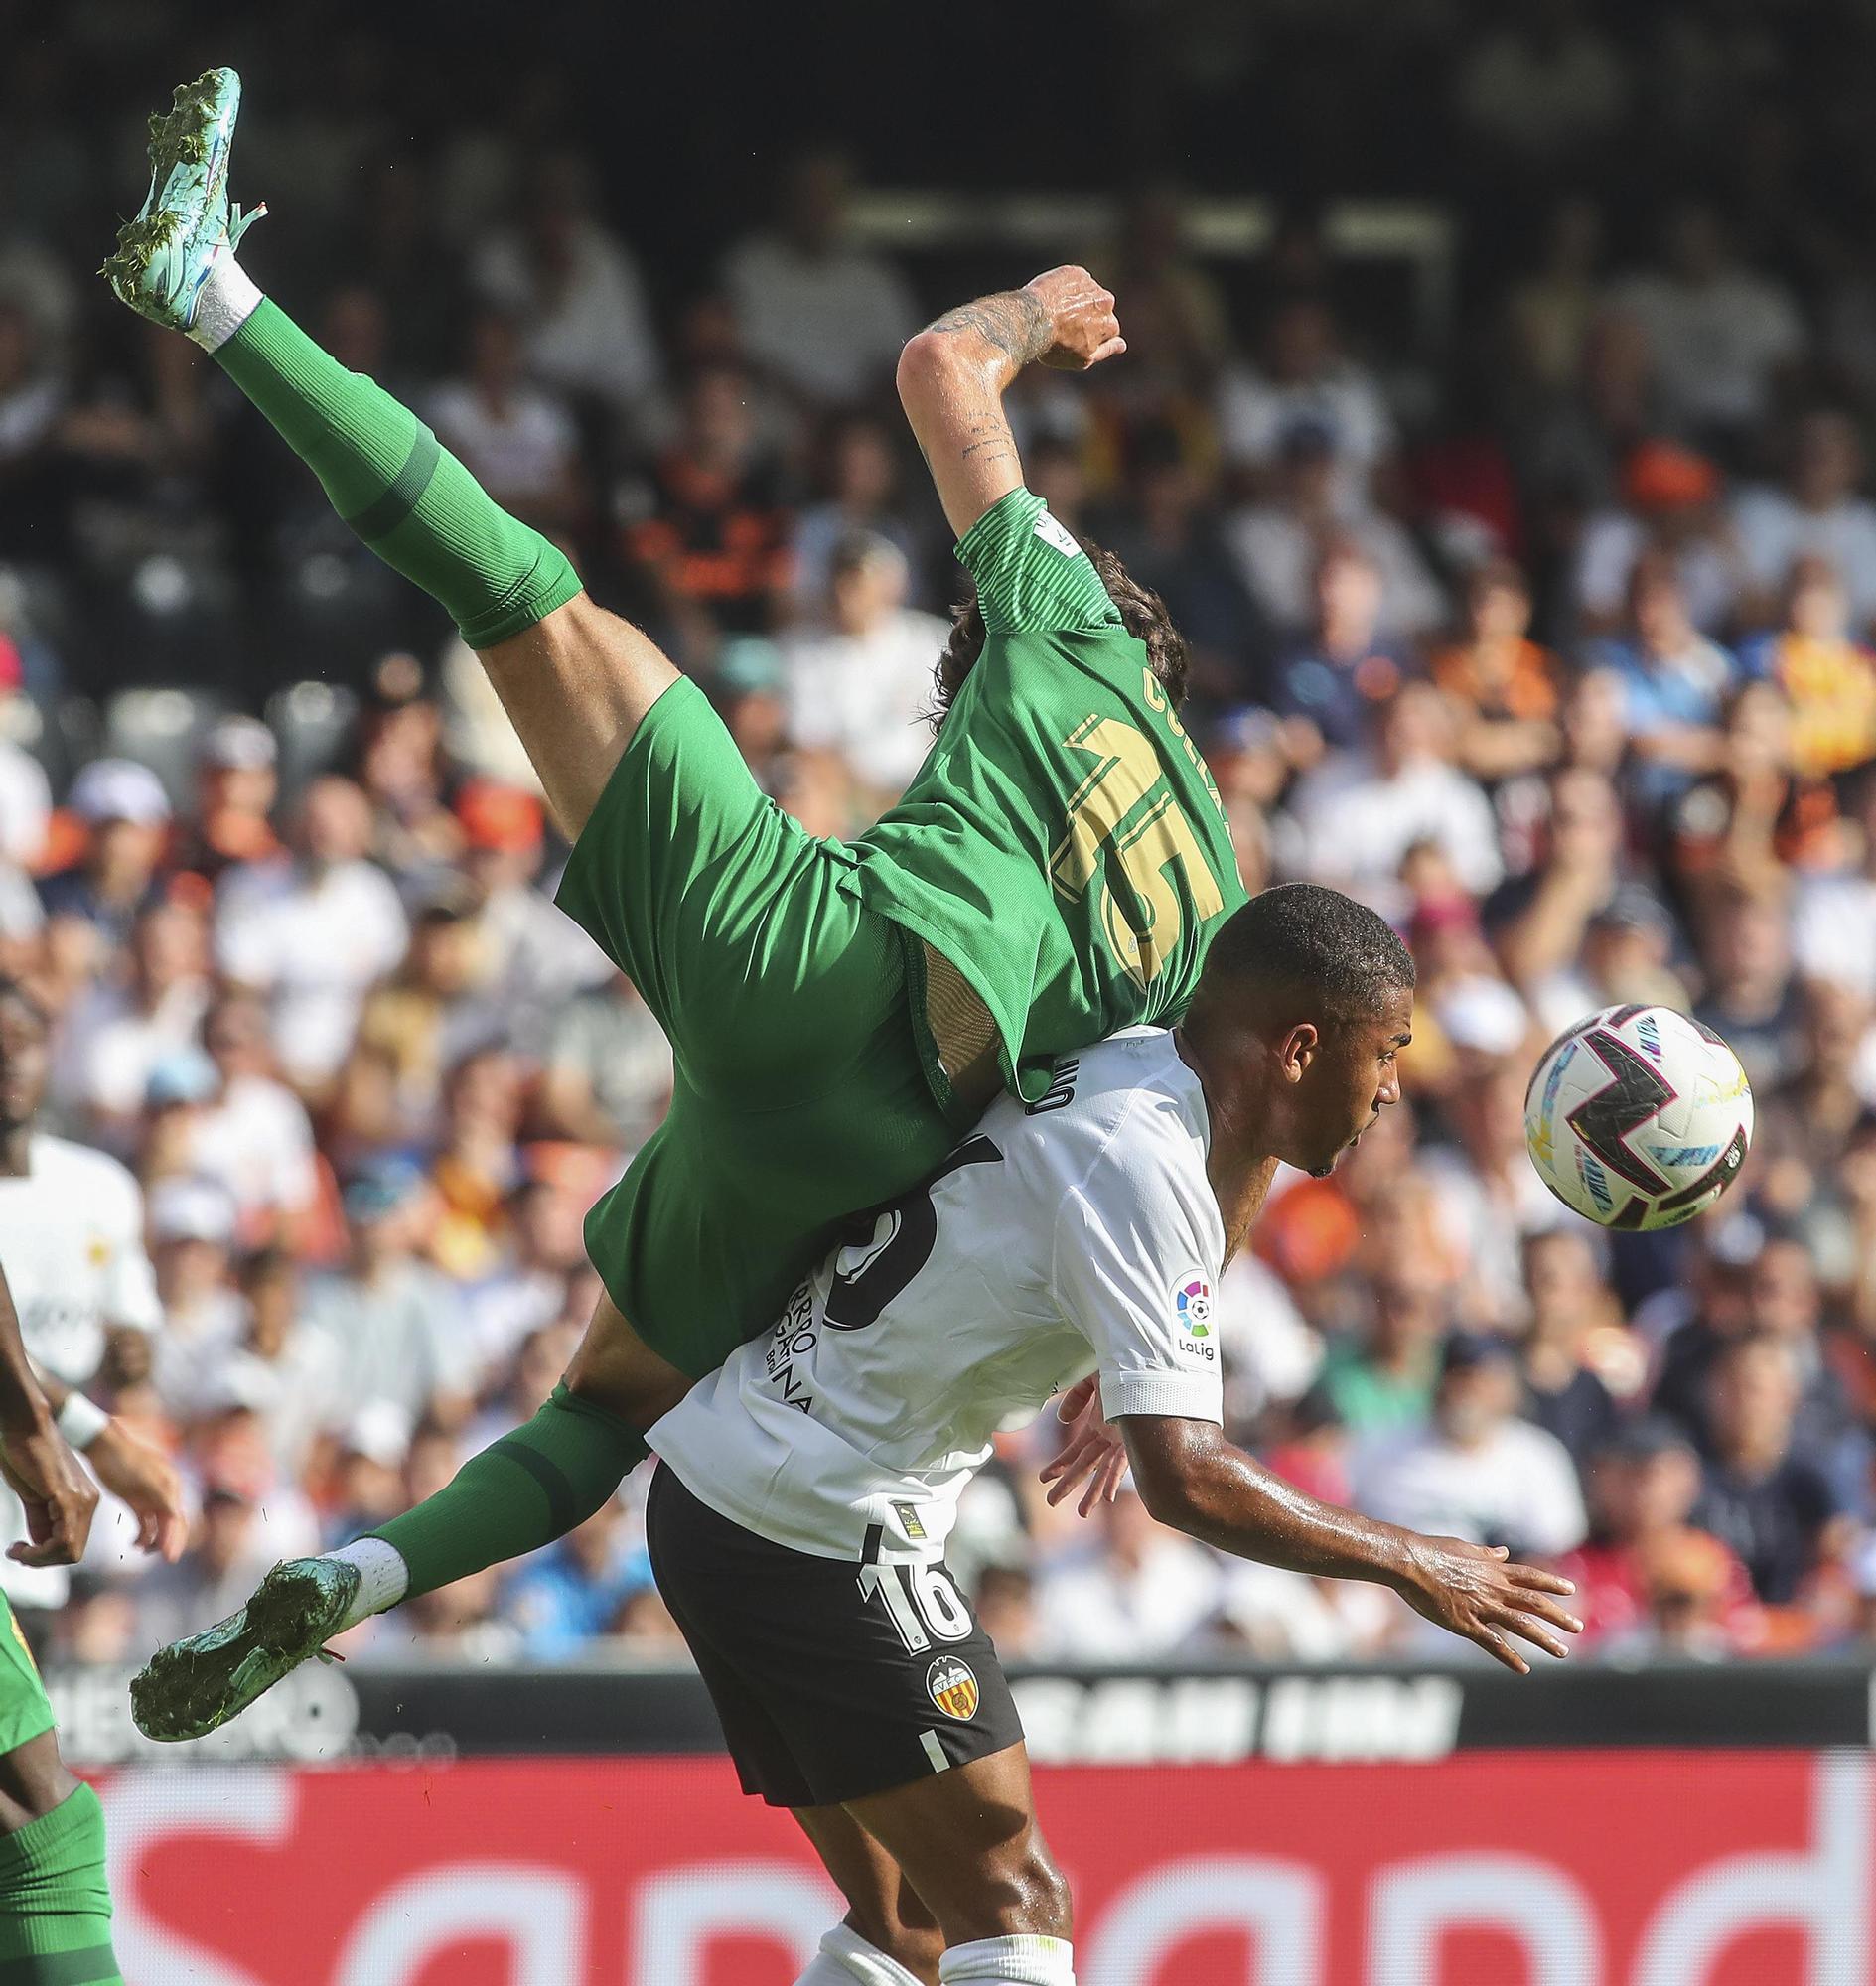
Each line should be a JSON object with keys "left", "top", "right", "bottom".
{"left": 926, "top": 1655, "right": 979, "bottom": 1721}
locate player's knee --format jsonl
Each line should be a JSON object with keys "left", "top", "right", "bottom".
{"left": 972, "top": 1837, "right": 1072, "bottom": 1943}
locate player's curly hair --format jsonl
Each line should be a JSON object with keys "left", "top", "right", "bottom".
{"left": 931, "top": 541, "right": 1190, "bottom": 728}
{"left": 1198, "top": 882, "right": 1416, "bottom": 1028}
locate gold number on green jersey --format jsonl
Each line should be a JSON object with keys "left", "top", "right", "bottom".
{"left": 1051, "top": 717, "right": 1226, "bottom": 986}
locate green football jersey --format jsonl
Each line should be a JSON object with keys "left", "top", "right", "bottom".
{"left": 851, "top": 486, "right": 1249, "bottom": 1105}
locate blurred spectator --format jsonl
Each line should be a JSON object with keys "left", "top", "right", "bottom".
{"left": 1290, "top": 683, "right": 1504, "bottom": 917}
{"left": 173, "top": 716, "right": 283, "bottom": 885}
{"left": 1505, "top": 197, "right": 1608, "bottom": 394}
{"left": 303, "top": 1162, "right": 477, "bottom": 1424}
{"left": 215, "top": 775, "right": 409, "bottom": 1092}
{"left": 721, "top": 150, "right": 919, "bottom": 408}
{"left": 1794, "top": 765, "right": 1876, "bottom": 1000}
{"left": 428, "top": 309, "right": 583, "bottom": 535}
{"left": 1574, "top": 443, "right": 1742, "bottom": 639}
{"left": 1602, "top": 1525, "right": 1748, "bottom": 1662}
{"left": 1556, "top": 1419, "right": 1756, "bottom": 1648}
{"left": 349, "top": 889, "right": 504, "bottom": 1144}
{"left": 1608, "top": 203, "right": 1806, "bottom": 446}
{"left": 1035, "top": 1481, "right": 1223, "bottom": 1659}
{"left": 1266, "top": 540, "right": 1409, "bottom": 755}
{"left": 468, "top": 1178, "right": 588, "bottom": 1374}
{"left": 1692, "top": 1331, "right": 1846, "bottom": 1605}
{"left": 1354, "top": 1331, "right": 1589, "bottom": 1559}
{"left": 1667, "top": 682, "right": 1840, "bottom": 902}
{"left": 1692, "top": 882, "right": 1803, "bottom": 1096}
{"left": 50, "top": 899, "right": 208, "bottom": 1141}
{"left": 1430, "top": 560, "right": 1562, "bottom": 783}
{"left": 618, "top": 363, "right": 793, "bottom": 643}
{"left": 136, "top": 1482, "right": 275, "bottom": 1653}
{"left": 1225, "top": 428, "right": 1444, "bottom": 642}
{"left": 972, "top": 1562, "right": 1041, "bottom": 1662}
{"left": 1217, "top": 297, "right": 1396, "bottom": 509}
{"left": 1516, "top": 1227, "right": 1626, "bottom": 1467}
{"left": 540, "top": 971, "right": 672, "bottom": 1152}
{"left": 1453, "top": 0, "right": 1629, "bottom": 169}
{"left": 1741, "top": 557, "right": 1876, "bottom": 781}
{"left": 1734, "top": 413, "right": 1876, "bottom": 634}
{"left": 1317, "top": 1250, "right": 1448, "bottom": 1438}
{"left": 505, "top": 1497, "right": 654, "bottom": 1662}
{"left": 40, "top": 758, "right": 171, "bottom": 969}
{"left": 778, "top": 532, "right": 945, "bottom": 807}
{"left": 187, "top": 992, "right": 321, "bottom": 1245}
{"left": 470, "top": 150, "right": 660, "bottom": 414}
{"left": 789, "top": 414, "right": 925, "bottom": 614}
{"left": 1587, "top": 551, "right": 1735, "bottom": 807}
{"left": 1096, "top": 436, "right": 1269, "bottom": 706}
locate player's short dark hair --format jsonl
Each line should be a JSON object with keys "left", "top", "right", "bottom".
{"left": 932, "top": 540, "right": 1189, "bottom": 727}
{"left": 1198, "top": 883, "right": 1415, "bottom": 1028}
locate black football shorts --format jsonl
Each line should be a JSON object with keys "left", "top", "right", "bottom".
{"left": 645, "top": 1465, "right": 1025, "bottom": 1809}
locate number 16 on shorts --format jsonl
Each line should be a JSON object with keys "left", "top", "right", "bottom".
{"left": 857, "top": 1560, "right": 973, "bottom": 1652}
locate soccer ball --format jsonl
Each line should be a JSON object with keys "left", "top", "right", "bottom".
{"left": 1523, "top": 1004, "right": 1754, "bottom": 1230}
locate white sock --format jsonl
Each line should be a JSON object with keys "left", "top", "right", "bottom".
{"left": 185, "top": 250, "right": 263, "bottom": 353}
{"left": 939, "top": 1936, "right": 1075, "bottom": 1986}
{"left": 794, "top": 1922, "right": 926, "bottom": 1986}
{"left": 328, "top": 1538, "right": 410, "bottom": 1630}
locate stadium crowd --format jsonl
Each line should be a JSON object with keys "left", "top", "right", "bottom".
{"left": 6, "top": 3, "right": 1876, "bottom": 1671}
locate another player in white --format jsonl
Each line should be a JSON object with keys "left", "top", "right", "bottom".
{"left": 641, "top": 885, "right": 1581, "bottom": 1986}
{"left": 0, "top": 983, "right": 184, "bottom": 1627}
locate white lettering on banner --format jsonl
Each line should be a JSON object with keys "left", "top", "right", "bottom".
{"left": 1015, "top": 1673, "right": 1461, "bottom": 1766}
{"left": 1262, "top": 1676, "right": 1462, "bottom": 1764}
{"left": 336, "top": 1868, "right": 584, "bottom": 1986}
{"left": 631, "top": 1862, "right": 843, "bottom": 1985}
{"left": 1084, "top": 1856, "right": 1324, "bottom": 1986}
{"left": 51, "top": 1659, "right": 359, "bottom": 1765}
{"left": 101, "top": 1768, "right": 295, "bottom": 1986}
{"left": 1634, "top": 1750, "right": 1870, "bottom": 1986}
{"left": 1367, "top": 1855, "right": 1602, "bottom": 1986}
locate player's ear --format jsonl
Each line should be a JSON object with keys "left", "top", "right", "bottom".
{"left": 1280, "top": 1022, "right": 1318, "bottom": 1082}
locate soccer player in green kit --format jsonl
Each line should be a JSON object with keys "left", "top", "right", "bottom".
{"left": 113, "top": 71, "right": 1247, "bottom": 1739}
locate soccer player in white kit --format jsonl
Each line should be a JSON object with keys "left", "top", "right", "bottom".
{"left": 637, "top": 885, "right": 1583, "bottom": 1986}
{"left": 0, "top": 981, "right": 185, "bottom": 1636}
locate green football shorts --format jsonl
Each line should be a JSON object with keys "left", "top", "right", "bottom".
{"left": 0, "top": 1594, "right": 55, "bottom": 1757}
{"left": 556, "top": 677, "right": 957, "bottom": 1375}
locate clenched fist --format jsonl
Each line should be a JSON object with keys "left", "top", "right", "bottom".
{"left": 1021, "top": 267, "right": 1126, "bottom": 372}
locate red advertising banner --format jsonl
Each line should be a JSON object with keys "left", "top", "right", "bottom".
{"left": 101, "top": 1750, "right": 1871, "bottom": 1985}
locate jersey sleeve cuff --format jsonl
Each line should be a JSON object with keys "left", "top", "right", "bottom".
{"left": 1099, "top": 1370, "right": 1224, "bottom": 1423}
{"left": 952, "top": 485, "right": 1039, "bottom": 568}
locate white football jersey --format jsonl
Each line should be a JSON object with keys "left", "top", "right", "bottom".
{"left": 649, "top": 1030, "right": 1226, "bottom": 1563}
{"left": 0, "top": 1135, "right": 161, "bottom": 1607}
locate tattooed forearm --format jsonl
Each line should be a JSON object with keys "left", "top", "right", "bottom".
{"left": 958, "top": 414, "right": 1018, "bottom": 466}
{"left": 922, "top": 288, "right": 1053, "bottom": 367}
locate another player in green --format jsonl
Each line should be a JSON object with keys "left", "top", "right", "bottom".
{"left": 113, "top": 70, "right": 1247, "bottom": 1740}
{"left": 0, "top": 1259, "right": 126, "bottom": 1984}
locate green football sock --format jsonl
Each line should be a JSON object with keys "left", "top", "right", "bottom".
{"left": 0, "top": 1783, "right": 122, "bottom": 1983}
{"left": 369, "top": 1383, "right": 649, "bottom": 1599}
{"left": 214, "top": 297, "right": 582, "bottom": 649}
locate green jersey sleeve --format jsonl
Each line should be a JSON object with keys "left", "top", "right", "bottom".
{"left": 956, "top": 487, "right": 1121, "bottom": 636}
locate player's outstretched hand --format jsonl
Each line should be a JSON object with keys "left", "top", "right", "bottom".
{"left": 88, "top": 1419, "right": 189, "bottom": 1562}
{"left": 1, "top": 1424, "right": 99, "bottom": 1568}
{"left": 1022, "top": 267, "right": 1126, "bottom": 371}
{"left": 1040, "top": 1373, "right": 1128, "bottom": 1515}
{"left": 1393, "top": 1534, "right": 1582, "bottom": 1675}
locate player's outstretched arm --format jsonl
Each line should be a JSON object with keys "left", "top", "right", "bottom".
{"left": 896, "top": 267, "right": 1124, "bottom": 539}
{"left": 1121, "top": 1415, "right": 1583, "bottom": 1674}
{"left": 0, "top": 1266, "right": 96, "bottom": 1568}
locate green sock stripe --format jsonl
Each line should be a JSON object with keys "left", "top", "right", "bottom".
{"left": 342, "top": 425, "right": 441, "bottom": 544}
{"left": 488, "top": 1433, "right": 577, "bottom": 1536}
{"left": 0, "top": 1947, "right": 120, "bottom": 1984}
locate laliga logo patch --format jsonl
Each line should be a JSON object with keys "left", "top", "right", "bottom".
{"left": 1173, "top": 1276, "right": 1212, "bottom": 1338}
{"left": 927, "top": 1655, "right": 980, "bottom": 1721}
